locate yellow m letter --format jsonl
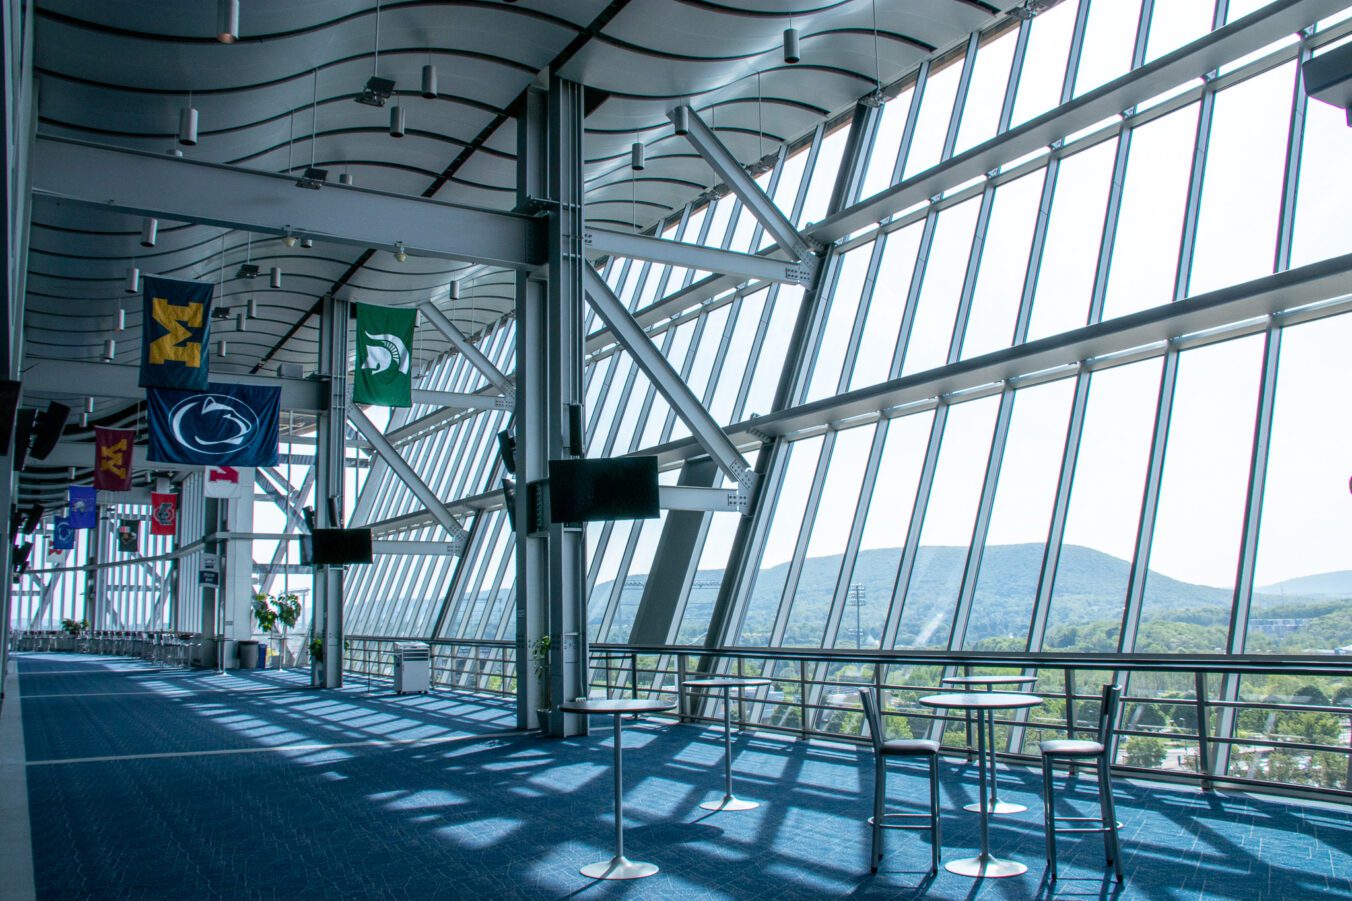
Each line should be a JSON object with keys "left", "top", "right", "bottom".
{"left": 148, "top": 297, "right": 203, "bottom": 367}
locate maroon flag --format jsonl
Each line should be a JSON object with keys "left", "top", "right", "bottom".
{"left": 150, "top": 492, "right": 178, "bottom": 536}
{"left": 93, "top": 427, "right": 134, "bottom": 491}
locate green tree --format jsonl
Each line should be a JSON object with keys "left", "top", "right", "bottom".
{"left": 1122, "top": 736, "right": 1168, "bottom": 768}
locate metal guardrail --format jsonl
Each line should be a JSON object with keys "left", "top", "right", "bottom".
{"left": 344, "top": 636, "right": 515, "bottom": 698}
{"left": 11, "top": 629, "right": 197, "bottom": 667}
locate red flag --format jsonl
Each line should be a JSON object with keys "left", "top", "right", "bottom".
{"left": 93, "top": 427, "right": 135, "bottom": 491}
{"left": 150, "top": 492, "right": 178, "bottom": 536}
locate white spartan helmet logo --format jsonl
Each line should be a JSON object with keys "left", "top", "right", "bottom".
{"left": 362, "top": 332, "right": 409, "bottom": 376}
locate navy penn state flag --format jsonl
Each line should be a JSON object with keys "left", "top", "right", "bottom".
{"left": 139, "top": 275, "right": 213, "bottom": 390}
{"left": 146, "top": 382, "right": 280, "bottom": 467}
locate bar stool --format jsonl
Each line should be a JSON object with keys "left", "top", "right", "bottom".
{"left": 858, "top": 687, "right": 942, "bottom": 875}
{"left": 1039, "top": 683, "right": 1124, "bottom": 882}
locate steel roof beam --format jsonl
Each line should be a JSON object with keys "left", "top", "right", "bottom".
{"left": 416, "top": 301, "right": 514, "bottom": 395}
{"left": 670, "top": 105, "right": 820, "bottom": 263}
{"left": 31, "top": 136, "right": 546, "bottom": 271}
{"left": 22, "top": 359, "right": 325, "bottom": 412}
{"left": 584, "top": 228, "right": 814, "bottom": 287}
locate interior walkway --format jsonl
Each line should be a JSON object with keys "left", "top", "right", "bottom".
{"left": 6, "top": 653, "right": 1351, "bottom": 900}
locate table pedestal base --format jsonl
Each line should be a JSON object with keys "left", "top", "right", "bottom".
{"left": 944, "top": 853, "right": 1027, "bottom": 878}
{"left": 963, "top": 800, "right": 1026, "bottom": 815}
{"left": 700, "top": 794, "right": 759, "bottom": 812}
{"left": 580, "top": 856, "right": 660, "bottom": 880}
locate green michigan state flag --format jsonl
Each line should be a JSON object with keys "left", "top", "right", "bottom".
{"left": 354, "top": 303, "right": 415, "bottom": 407}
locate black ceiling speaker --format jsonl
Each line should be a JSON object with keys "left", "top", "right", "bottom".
{"left": 12, "top": 540, "right": 32, "bottom": 575}
{"left": 1303, "top": 40, "right": 1352, "bottom": 126}
{"left": 22, "top": 503, "right": 44, "bottom": 535}
{"left": 0, "top": 380, "right": 21, "bottom": 455}
{"left": 30, "top": 401, "right": 71, "bottom": 461}
{"left": 12, "top": 409, "right": 36, "bottom": 470}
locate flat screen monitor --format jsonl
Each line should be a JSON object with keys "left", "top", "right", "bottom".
{"left": 548, "top": 456, "right": 659, "bottom": 524}
{"left": 309, "top": 528, "right": 373, "bottom": 565}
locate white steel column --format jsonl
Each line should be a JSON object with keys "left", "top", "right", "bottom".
{"left": 313, "top": 294, "right": 348, "bottom": 687}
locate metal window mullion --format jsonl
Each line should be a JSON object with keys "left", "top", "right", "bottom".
{"left": 1061, "top": 0, "right": 1095, "bottom": 103}
{"left": 787, "top": 251, "right": 847, "bottom": 404}
{"left": 1012, "top": 158, "right": 1061, "bottom": 344}
{"left": 624, "top": 326, "right": 678, "bottom": 453}
{"left": 679, "top": 200, "right": 720, "bottom": 291}
{"left": 1025, "top": 368, "right": 1091, "bottom": 650}
{"left": 597, "top": 522, "right": 645, "bottom": 643}
{"left": 585, "top": 522, "right": 616, "bottom": 597}
{"left": 722, "top": 438, "right": 793, "bottom": 644}
{"left": 1085, "top": 123, "right": 1134, "bottom": 324}
{"left": 887, "top": 210, "right": 940, "bottom": 379}
{"left": 831, "top": 234, "right": 888, "bottom": 395}
{"left": 657, "top": 310, "right": 709, "bottom": 444}
{"left": 597, "top": 357, "right": 644, "bottom": 457}
{"left": 820, "top": 419, "right": 891, "bottom": 648}
{"left": 879, "top": 403, "right": 950, "bottom": 649}
{"left": 1173, "top": 78, "right": 1220, "bottom": 301}
{"left": 948, "top": 387, "right": 1017, "bottom": 651}
{"left": 1272, "top": 35, "right": 1312, "bottom": 274}
{"left": 940, "top": 32, "right": 984, "bottom": 163}
{"left": 766, "top": 431, "right": 836, "bottom": 647}
{"left": 996, "top": 15, "right": 1032, "bottom": 137}
{"left": 430, "top": 515, "right": 486, "bottom": 639}
{"left": 945, "top": 183, "right": 998, "bottom": 362}
{"left": 729, "top": 283, "right": 780, "bottom": 423}
{"left": 744, "top": 144, "right": 788, "bottom": 259}
{"left": 1117, "top": 348, "right": 1179, "bottom": 653}
{"left": 699, "top": 294, "right": 743, "bottom": 409}
{"left": 890, "top": 60, "right": 930, "bottom": 184}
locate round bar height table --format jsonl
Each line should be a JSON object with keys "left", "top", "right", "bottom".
{"left": 683, "top": 677, "right": 772, "bottom": 811}
{"left": 940, "top": 674, "right": 1037, "bottom": 814}
{"left": 559, "top": 697, "right": 676, "bottom": 880}
{"left": 918, "top": 692, "right": 1043, "bottom": 879}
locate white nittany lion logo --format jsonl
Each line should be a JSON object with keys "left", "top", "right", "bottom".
{"left": 362, "top": 331, "right": 409, "bottom": 376}
{"left": 169, "top": 394, "right": 258, "bottom": 456}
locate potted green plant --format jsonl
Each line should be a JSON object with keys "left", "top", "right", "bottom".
{"left": 530, "top": 634, "right": 553, "bottom": 732}
{"left": 58, "top": 617, "right": 85, "bottom": 652}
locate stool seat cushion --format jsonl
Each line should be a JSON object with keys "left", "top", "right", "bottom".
{"left": 1040, "top": 739, "right": 1104, "bottom": 757}
{"left": 881, "top": 738, "right": 940, "bottom": 756}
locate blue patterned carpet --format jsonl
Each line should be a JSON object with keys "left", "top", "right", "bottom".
{"left": 15, "top": 653, "right": 1352, "bottom": 900}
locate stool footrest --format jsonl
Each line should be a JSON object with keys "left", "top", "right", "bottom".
{"left": 870, "top": 812, "right": 935, "bottom": 831}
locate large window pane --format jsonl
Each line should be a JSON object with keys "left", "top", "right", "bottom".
{"left": 1011, "top": 0, "right": 1077, "bottom": 126}
{"left": 903, "top": 55, "right": 964, "bottom": 178}
{"left": 1044, "top": 357, "right": 1163, "bottom": 650}
{"left": 955, "top": 29, "right": 1017, "bottom": 154}
{"left": 895, "top": 395, "right": 1001, "bottom": 649}
{"left": 1074, "top": 0, "right": 1143, "bottom": 97}
{"left": 960, "top": 171, "right": 1043, "bottom": 359}
{"left": 1138, "top": 336, "right": 1263, "bottom": 651}
{"left": 1251, "top": 314, "right": 1352, "bottom": 653}
{"left": 1102, "top": 104, "right": 1198, "bottom": 320}
{"left": 847, "top": 411, "right": 934, "bottom": 649}
{"left": 849, "top": 223, "right": 921, "bottom": 390}
{"left": 859, "top": 85, "right": 914, "bottom": 199}
{"left": 1026, "top": 139, "right": 1116, "bottom": 341}
{"left": 964, "top": 378, "right": 1077, "bottom": 650}
{"left": 1291, "top": 91, "right": 1352, "bottom": 268}
{"left": 1189, "top": 64, "right": 1295, "bottom": 296}
{"left": 806, "top": 245, "right": 873, "bottom": 402}
{"left": 901, "top": 198, "right": 980, "bottom": 376}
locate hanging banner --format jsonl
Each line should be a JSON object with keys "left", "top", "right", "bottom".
{"left": 51, "top": 516, "right": 75, "bottom": 551}
{"left": 149, "top": 492, "right": 178, "bottom": 536}
{"left": 146, "top": 382, "right": 280, "bottom": 467}
{"left": 139, "top": 276, "right": 213, "bottom": 391}
{"left": 93, "top": 426, "right": 135, "bottom": 492}
{"left": 68, "top": 486, "right": 97, "bottom": 530}
{"left": 116, "top": 519, "right": 140, "bottom": 554}
{"left": 203, "top": 465, "right": 252, "bottom": 499}
{"left": 354, "top": 303, "right": 415, "bottom": 408}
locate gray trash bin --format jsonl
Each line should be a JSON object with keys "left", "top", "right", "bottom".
{"left": 237, "top": 640, "right": 260, "bottom": 669}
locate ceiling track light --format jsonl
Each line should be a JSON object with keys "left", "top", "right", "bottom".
{"left": 283, "top": 233, "right": 297, "bottom": 248}
{"left": 124, "top": 266, "right": 141, "bottom": 294}
{"left": 101, "top": 339, "right": 116, "bottom": 362}
{"left": 140, "top": 217, "right": 158, "bottom": 247}
{"left": 270, "top": 266, "right": 282, "bottom": 289}
{"left": 783, "top": 26, "right": 801, "bottom": 64}
{"left": 296, "top": 166, "right": 328, "bottom": 189}
{"left": 216, "top": 0, "right": 239, "bottom": 43}
{"left": 421, "top": 63, "right": 438, "bottom": 99}
{"left": 394, "top": 242, "right": 407, "bottom": 263}
{"left": 630, "top": 141, "right": 645, "bottom": 171}
{"left": 390, "top": 104, "right": 406, "bottom": 138}
{"left": 178, "top": 105, "right": 198, "bottom": 146}
{"left": 116, "top": 308, "right": 126, "bottom": 331}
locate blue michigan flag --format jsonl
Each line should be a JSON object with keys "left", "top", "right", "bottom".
{"left": 68, "top": 486, "right": 97, "bottom": 530}
{"left": 147, "top": 382, "right": 281, "bottom": 467}
{"left": 139, "top": 275, "right": 213, "bottom": 390}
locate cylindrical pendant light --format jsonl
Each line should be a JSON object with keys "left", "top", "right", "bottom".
{"left": 236, "top": 310, "right": 247, "bottom": 332}
{"left": 124, "top": 266, "right": 141, "bottom": 294}
{"left": 630, "top": 141, "right": 645, "bottom": 171}
{"left": 68, "top": 467, "right": 76, "bottom": 481}
{"left": 283, "top": 233, "right": 297, "bottom": 247}
{"left": 116, "top": 308, "right": 126, "bottom": 331}
{"left": 216, "top": 0, "right": 239, "bottom": 44}
{"left": 450, "top": 280, "right": 461, "bottom": 300}
{"left": 671, "top": 106, "right": 689, "bottom": 136}
{"left": 783, "top": 27, "right": 801, "bottom": 64}
{"left": 389, "top": 104, "right": 406, "bottom": 138}
{"left": 247, "top": 297, "right": 259, "bottom": 319}
{"left": 85, "top": 397, "right": 95, "bottom": 413}
{"left": 270, "top": 266, "right": 282, "bottom": 289}
{"left": 217, "top": 340, "right": 228, "bottom": 358}
{"left": 178, "top": 106, "right": 199, "bottom": 146}
{"left": 338, "top": 172, "right": 353, "bottom": 186}
{"left": 167, "top": 148, "right": 184, "bottom": 158}
{"left": 80, "top": 412, "right": 89, "bottom": 428}
{"left": 301, "top": 237, "right": 313, "bottom": 249}
{"left": 140, "top": 217, "right": 158, "bottom": 247}
{"left": 421, "top": 64, "right": 438, "bottom": 99}
{"left": 101, "top": 339, "right": 116, "bottom": 362}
